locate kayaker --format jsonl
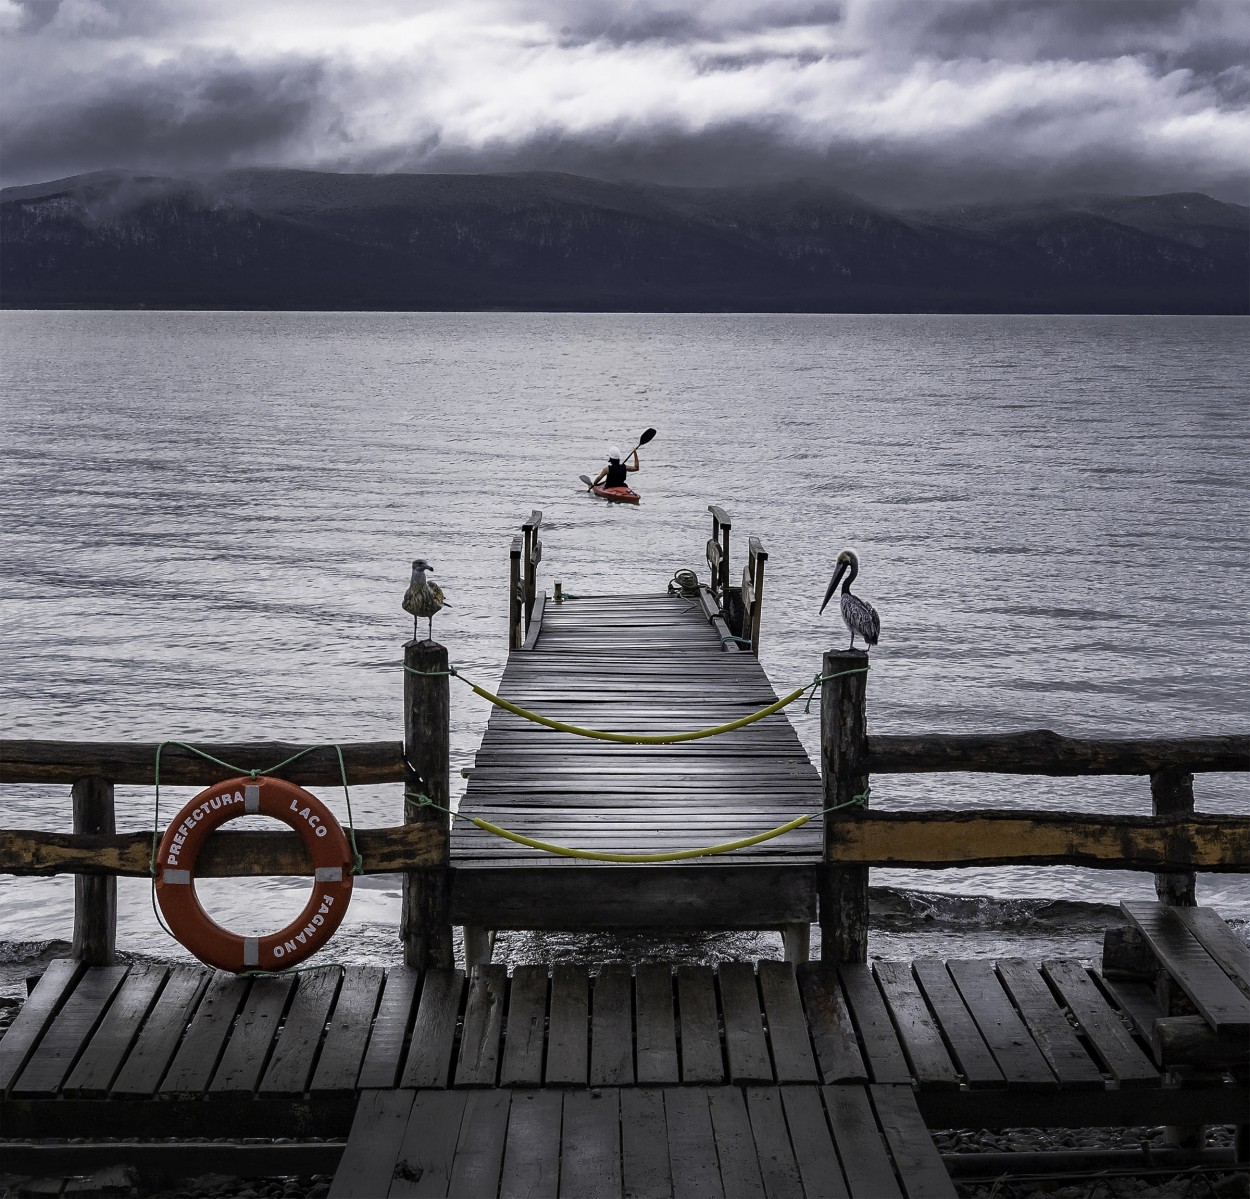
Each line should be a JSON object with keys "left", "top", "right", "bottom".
{"left": 593, "top": 445, "right": 639, "bottom": 489}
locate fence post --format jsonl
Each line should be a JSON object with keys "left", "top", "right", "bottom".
{"left": 820, "top": 648, "right": 870, "bottom": 962}
{"left": 508, "top": 536, "right": 524, "bottom": 650}
{"left": 71, "top": 776, "right": 115, "bottom": 964}
{"left": 403, "top": 639, "right": 454, "bottom": 969}
{"left": 1151, "top": 767, "right": 1196, "bottom": 906}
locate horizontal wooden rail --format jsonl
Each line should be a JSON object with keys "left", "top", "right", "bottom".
{"left": 866, "top": 732, "right": 1248, "bottom": 775}
{"left": 0, "top": 741, "right": 407, "bottom": 786}
{"left": 3, "top": 824, "right": 444, "bottom": 877}
{"left": 825, "top": 810, "right": 1250, "bottom": 871}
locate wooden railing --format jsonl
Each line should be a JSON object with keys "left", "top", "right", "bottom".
{"left": 701, "top": 504, "right": 768, "bottom": 653}
{"left": 508, "top": 509, "right": 543, "bottom": 650}
{"left": 742, "top": 536, "right": 768, "bottom": 656}
{"left": 818, "top": 647, "right": 1250, "bottom": 961}
{"left": 706, "top": 505, "right": 731, "bottom": 604}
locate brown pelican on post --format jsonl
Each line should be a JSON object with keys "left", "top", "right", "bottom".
{"left": 402, "top": 558, "right": 448, "bottom": 640}
{"left": 820, "top": 548, "right": 880, "bottom": 651}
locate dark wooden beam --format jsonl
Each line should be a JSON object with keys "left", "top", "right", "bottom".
{"left": 824, "top": 810, "right": 1250, "bottom": 870}
{"left": 0, "top": 740, "right": 406, "bottom": 786}
{"left": 1, "top": 824, "right": 443, "bottom": 877}
{"left": 866, "top": 732, "right": 1248, "bottom": 775}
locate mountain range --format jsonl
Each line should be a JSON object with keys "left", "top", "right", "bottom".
{"left": 1, "top": 168, "right": 1245, "bottom": 313}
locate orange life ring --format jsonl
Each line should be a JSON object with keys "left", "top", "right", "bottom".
{"left": 155, "top": 775, "right": 354, "bottom": 972}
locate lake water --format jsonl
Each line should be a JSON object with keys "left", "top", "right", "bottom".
{"left": 1, "top": 311, "right": 1246, "bottom": 991}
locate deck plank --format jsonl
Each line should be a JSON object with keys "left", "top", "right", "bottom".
{"left": 545, "top": 965, "right": 589, "bottom": 1085}
{"left": 911, "top": 961, "right": 1004, "bottom": 1089}
{"left": 745, "top": 1086, "right": 804, "bottom": 1198}
{"left": 499, "top": 964, "right": 549, "bottom": 1088}
{"left": 64, "top": 963, "right": 165, "bottom": 1097}
{"left": 665, "top": 1087, "right": 723, "bottom": 1199}
{"left": 947, "top": 960, "right": 1057, "bottom": 1091}
{"left": 455, "top": 964, "right": 507, "bottom": 1087}
{"left": 447, "top": 1089, "right": 511, "bottom": 1198}
{"left": 758, "top": 961, "right": 818, "bottom": 1083}
{"left": 823, "top": 1084, "right": 903, "bottom": 1199}
{"left": 781, "top": 1085, "right": 850, "bottom": 1199}
{"left": 838, "top": 964, "right": 911, "bottom": 1084}
{"left": 559, "top": 1088, "right": 621, "bottom": 1199}
{"left": 110, "top": 965, "right": 207, "bottom": 1097}
{"left": 634, "top": 964, "right": 680, "bottom": 1085}
{"left": 676, "top": 966, "right": 724, "bottom": 1084}
{"left": 209, "top": 973, "right": 296, "bottom": 1094}
{"left": 12, "top": 964, "right": 127, "bottom": 1096}
{"left": 160, "top": 971, "right": 251, "bottom": 1096}
{"left": 620, "top": 1088, "right": 673, "bottom": 1199}
{"left": 312, "top": 965, "right": 386, "bottom": 1092}
{"left": 873, "top": 962, "right": 960, "bottom": 1091}
{"left": 401, "top": 968, "right": 464, "bottom": 1089}
{"left": 260, "top": 965, "right": 342, "bottom": 1095}
{"left": 1172, "top": 907, "right": 1250, "bottom": 999}
{"left": 1042, "top": 960, "right": 1161, "bottom": 1087}
{"left": 499, "top": 1089, "right": 563, "bottom": 1199}
{"left": 357, "top": 967, "right": 421, "bottom": 1090}
{"left": 719, "top": 963, "right": 773, "bottom": 1084}
{"left": 870, "top": 1084, "right": 958, "bottom": 1199}
{"left": 994, "top": 959, "right": 1104, "bottom": 1090}
{"left": 327, "top": 1088, "right": 416, "bottom": 1199}
{"left": 797, "top": 962, "right": 867, "bottom": 1084}
{"left": 591, "top": 965, "right": 635, "bottom": 1086}
{"left": 388, "top": 1089, "right": 468, "bottom": 1198}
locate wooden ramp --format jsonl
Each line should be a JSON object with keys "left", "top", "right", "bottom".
{"left": 329, "top": 1082, "right": 956, "bottom": 1199}
{"left": 451, "top": 593, "right": 824, "bottom": 933}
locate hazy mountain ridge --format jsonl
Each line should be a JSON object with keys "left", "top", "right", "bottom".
{"left": 2, "top": 169, "right": 1245, "bottom": 312}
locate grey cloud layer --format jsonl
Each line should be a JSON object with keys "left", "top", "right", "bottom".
{"left": 1, "top": 0, "right": 1246, "bottom": 203}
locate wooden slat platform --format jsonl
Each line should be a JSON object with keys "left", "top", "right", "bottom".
{"left": 2, "top": 957, "right": 1246, "bottom": 1142}
{"left": 328, "top": 1082, "right": 957, "bottom": 1199}
{"left": 452, "top": 593, "right": 824, "bottom": 929}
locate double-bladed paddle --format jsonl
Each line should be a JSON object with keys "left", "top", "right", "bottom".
{"left": 579, "top": 428, "right": 657, "bottom": 489}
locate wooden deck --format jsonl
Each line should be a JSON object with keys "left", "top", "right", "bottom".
{"left": 3, "top": 954, "right": 1246, "bottom": 1146}
{"left": 451, "top": 592, "right": 824, "bottom": 933}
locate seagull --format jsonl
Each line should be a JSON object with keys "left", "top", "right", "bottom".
{"left": 820, "top": 548, "right": 880, "bottom": 651}
{"left": 402, "top": 558, "right": 448, "bottom": 640}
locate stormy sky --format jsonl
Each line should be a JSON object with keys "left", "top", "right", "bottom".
{"left": 1, "top": 0, "right": 1247, "bottom": 206}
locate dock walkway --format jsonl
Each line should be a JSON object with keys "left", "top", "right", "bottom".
{"left": 450, "top": 592, "right": 824, "bottom": 942}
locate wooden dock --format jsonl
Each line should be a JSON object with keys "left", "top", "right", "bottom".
{"left": 2, "top": 924, "right": 1247, "bottom": 1194}
{"left": 451, "top": 589, "right": 823, "bottom": 951}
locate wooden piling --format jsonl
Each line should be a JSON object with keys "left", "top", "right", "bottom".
{"left": 1152, "top": 767, "right": 1197, "bottom": 906}
{"left": 71, "top": 776, "right": 115, "bottom": 964}
{"left": 820, "top": 649, "right": 870, "bottom": 962}
{"left": 402, "top": 640, "right": 453, "bottom": 969}
{"left": 508, "top": 536, "right": 524, "bottom": 650}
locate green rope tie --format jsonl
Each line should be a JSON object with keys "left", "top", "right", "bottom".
{"left": 405, "top": 662, "right": 869, "bottom": 744}
{"left": 405, "top": 788, "right": 869, "bottom": 862}
{"left": 720, "top": 634, "right": 753, "bottom": 647}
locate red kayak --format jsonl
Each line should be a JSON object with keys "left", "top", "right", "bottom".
{"left": 591, "top": 484, "right": 641, "bottom": 504}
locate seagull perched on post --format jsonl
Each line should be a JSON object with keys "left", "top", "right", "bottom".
{"left": 820, "top": 548, "right": 880, "bottom": 651}
{"left": 402, "top": 558, "right": 448, "bottom": 640}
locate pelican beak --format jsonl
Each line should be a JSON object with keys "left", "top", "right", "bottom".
{"left": 820, "top": 561, "right": 847, "bottom": 613}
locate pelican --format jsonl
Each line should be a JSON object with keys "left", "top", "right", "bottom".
{"left": 820, "top": 548, "right": 880, "bottom": 651}
{"left": 402, "top": 558, "right": 448, "bottom": 640}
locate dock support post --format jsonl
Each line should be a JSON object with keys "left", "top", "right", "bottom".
{"left": 72, "top": 776, "right": 115, "bottom": 964}
{"left": 508, "top": 536, "right": 524, "bottom": 650}
{"left": 1151, "top": 767, "right": 1196, "bottom": 906}
{"left": 819, "top": 648, "right": 870, "bottom": 963}
{"left": 403, "top": 639, "right": 454, "bottom": 970}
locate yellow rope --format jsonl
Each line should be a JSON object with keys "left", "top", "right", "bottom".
{"left": 466, "top": 813, "right": 814, "bottom": 862}
{"left": 465, "top": 681, "right": 808, "bottom": 744}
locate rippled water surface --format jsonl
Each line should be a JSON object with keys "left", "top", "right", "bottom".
{"left": 1, "top": 311, "right": 1246, "bottom": 984}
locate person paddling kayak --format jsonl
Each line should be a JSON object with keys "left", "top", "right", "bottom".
{"left": 593, "top": 445, "right": 639, "bottom": 489}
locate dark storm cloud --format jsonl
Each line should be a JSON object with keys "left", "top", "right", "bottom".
{"left": 1, "top": 51, "right": 327, "bottom": 181}
{"left": 0, "top": 0, "right": 1246, "bottom": 204}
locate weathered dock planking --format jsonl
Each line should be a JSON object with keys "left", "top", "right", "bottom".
{"left": 3, "top": 953, "right": 1246, "bottom": 1139}
{"left": 451, "top": 590, "right": 825, "bottom": 941}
